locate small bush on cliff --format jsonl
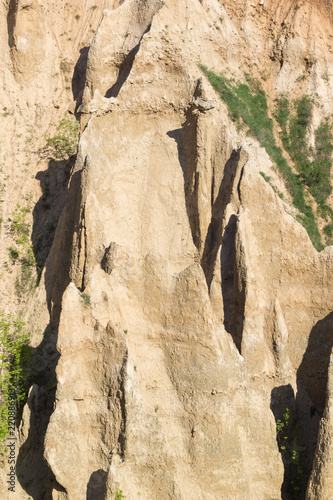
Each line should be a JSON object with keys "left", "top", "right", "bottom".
{"left": 40, "top": 116, "right": 79, "bottom": 161}
{"left": 11, "top": 204, "right": 30, "bottom": 246}
{"left": 275, "top": 407, "right": 307, "bottom": 499}
{"left": 0, "top": 313, "right": 31, "bottom": 455}
{"left": 9, "top": 204, "right": 39, "bottom": 296}
{"left": 114, "top": 491, "right": 126, "bottom": 500}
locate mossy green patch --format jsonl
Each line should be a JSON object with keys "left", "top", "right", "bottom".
{"left": 199, "top": 65, "right": 323, "bottom": 250}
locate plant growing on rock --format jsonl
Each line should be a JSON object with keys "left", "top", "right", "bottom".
{"left": 9, "top": 205, "right": 38, "bottom": 296}
{"left": 0, "top": 313, "right": 31, "bottom": 455}
{"left": 276, "top": 407, "right": 306, "bottom": 499}
{"left": 199, "top": 65, "right": 322, "bottom": 250}
{"left": 40, "top": 116, "right": 79, "bottom": 161}
{"left": 114, "top": 491, "right": 126, "bottom": 500}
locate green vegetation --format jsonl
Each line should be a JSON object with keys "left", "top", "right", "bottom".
{"left": 81, "top": 293, "right": 91, "bottom": 306}
{"left": 275, "top": 96, "right": 333, "bottom": 244}
{"left": 11, "top": 204, "right": 30, "bottom": 246}
{"left": 199, "top": 65, "right": 333, "bottom": 250}
{"left": 276, "top": 408, "right": 307, "bottom": 499}
{"left": 114, "top": 491, "right": 126, "bottom": 500}
{"left": 8, "top": 247, "right": 19, "bottom": 263}
{"left": 10, "top": 205, "right": 38, "bottom": 296}
{"left": 40, "top": 116, "right": 79, "bottom": 161}
{"left": 0, "top": 313, "right": 31, "bottom": 455}
{"left": 2, "top": 107, "right": 13, "bottom": 118}
{"left": 259, "top": 171, "right": 284, "bottom": 199}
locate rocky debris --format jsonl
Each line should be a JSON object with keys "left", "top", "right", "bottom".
{"left": 192, "top": 97, "right": 215, "bottom": 112}
{"left": 77, "top": 89, "right": 118, "bottom": 115}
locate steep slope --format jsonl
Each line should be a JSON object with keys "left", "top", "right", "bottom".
{"left": 1, "top": 1, "right": 333, "bottom": 499}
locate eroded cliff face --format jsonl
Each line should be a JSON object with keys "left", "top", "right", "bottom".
{"left": 1, "top": 1, "right": 333, "bottom": 499}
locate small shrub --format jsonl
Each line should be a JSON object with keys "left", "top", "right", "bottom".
{"left": 40, "top": 117, "right": 79, "bottom": 161}
{"left": 259, "top": 171, "right": 270, "bottom": 182}
{"left": 114, "top": 491, "right": 126, "bottom": 500}
{"left": 9, "top": 205, "right": 39, "bottom": 295}
{"left": 275, "top": 407, "right": 307, "bottom": 498}
{"left": 11, "top": 205, "right": 30, "bottom": 246}
{"left": 81, "top": 293, "right": 91, "bottom": 306}
{"left": 8, "top": 247, "right": 19, "bottom": 263}
{"left": 60, "top": 59, "right": 72, "bottom": 73}
{"left": 0, "top": 313, "right": 31, "bottom": 454}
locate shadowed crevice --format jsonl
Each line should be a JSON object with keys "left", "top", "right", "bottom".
{"left": 72, "top": 46, "right": 90, "bottom": 111}
{"left": 7, "top": 0, "right": 18, "bottom": 48}
{"left": 117, "top": 355, "right": 128, "bottom": 460}
{"left": 17, "top": 162, "right": 89, "bottom": 498}
{"left": 167, "top": 111, "right": 201, "bottom": 249}
{"left": 220, "top": 214, "right": 245, "bottom": 353}
{"left": 32, "top": 156, "right": 73, "bottom": 279}
{"left": 270, "top": 384, "right": 298, "bottom": 500}
{"left": 270, "top": 312, "right": 333, "bottom": 499}
{"left": 200, "top": 148, "right": 242, "bottom": 288}
{"left": 87, "top": 469, "right": 108, "bottom": 500}
{"left": 296, "top": 311, "right": 333, "bottom": 486}
{"left": 105, "top": 24, "right": 151, "bottom": 99}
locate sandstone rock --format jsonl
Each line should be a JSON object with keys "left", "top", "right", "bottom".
{"left": 2, "top": 0, "right": 333, "bottom": 499}
{"left": 192, "top": 97, "right": 215, "bottom": 112}
{"left": 77, "top": 89, "right": 118, "bottom": 115}
{"left": 306, "top": 348, "right": 333, "bottom": 499}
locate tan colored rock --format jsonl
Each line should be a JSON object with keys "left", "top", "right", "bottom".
{"left": 306, "top": 349, "right": 333, "bottom": 499}
{"left": 2, "top": 0, "right": 333, "bottom": 499}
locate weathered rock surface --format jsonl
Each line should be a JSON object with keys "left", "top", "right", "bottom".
{"left": 1, "top": 1, "right": 333, "bottom": 499}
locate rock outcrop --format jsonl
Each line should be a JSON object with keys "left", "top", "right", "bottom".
{"left": 1, "top": 1, "right": 333, "bottom": 499}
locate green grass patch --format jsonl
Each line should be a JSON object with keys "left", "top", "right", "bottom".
{"left": 275, "top": 96, "right": 333, "bottom": 244}
{"left": 199, "top": 65, "right": 323, "bottom": 250}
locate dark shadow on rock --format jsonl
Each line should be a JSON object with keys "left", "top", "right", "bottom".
{"left": 72, "top": 46, "right": 90, "bottom": 111}
{"left": 105, "top": 43, "right": 140, "bottom": 99}
{"left": 16, "top": 159, "right": 87, "bottom": 498}
{"left": 16, "top": 381, "right": 66, "bottom": 499}
{"left": 220, "top": 213, "right": 245, "bottom": 353}
{"left": 167, "top": 112, "right": 200, "bottom": 250}
{"left": 201, "top": 148, "right": 242, "bottom": 289}
{"left": 270, "top": 384, "right": 297, "bottom": 500}
{"left": 168, "top": 120, "right": 246, "bottom": 352}
{"left": 104, "top": 24, "right": 151, "bottom": 99}
{"left": 6, "top": 0, "right": 17, "bottom": 49}
{"left": 270, "top": 312, "right": 333, "bottom": 500}
{"left": 86, "top": 469, "right": 108, "bottom": 500}
{"left": 32, "top": 156, "right": 73, "bottom": 279}
{"left": 296, "top": 311, "right": 333, "bottom": 486}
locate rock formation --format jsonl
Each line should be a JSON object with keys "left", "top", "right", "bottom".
{"left": 1, "top": 1, "right": 333, "bottom": 499}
